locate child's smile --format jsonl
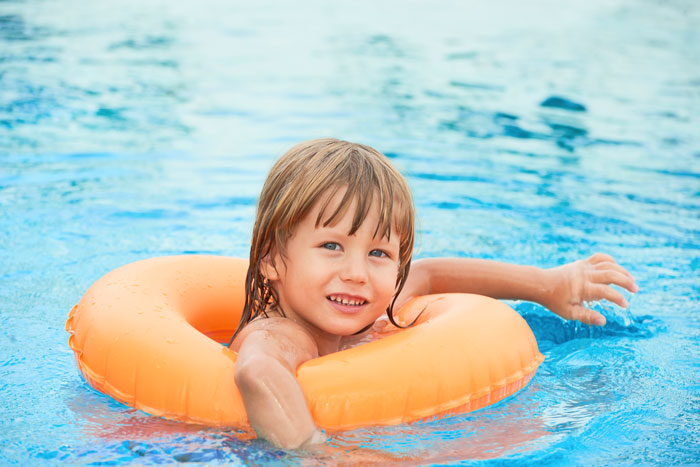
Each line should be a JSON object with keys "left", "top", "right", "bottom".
{"left": 263, "top": 188, "right": 400, "bottom": 353}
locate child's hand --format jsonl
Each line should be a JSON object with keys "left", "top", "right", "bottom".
{"left": 542, "top": 253, "right": 638, "bottom": 326}
{"left": 303, "top": 429, "right": 328, "bottom": 447}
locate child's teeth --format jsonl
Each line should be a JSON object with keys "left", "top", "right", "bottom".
{"left": 329, "top": 295, "right": 364, "bottom": 306}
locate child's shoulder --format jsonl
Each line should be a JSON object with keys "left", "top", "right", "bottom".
{"left": 230, "top": 316, "right": 319, "bottom": 364}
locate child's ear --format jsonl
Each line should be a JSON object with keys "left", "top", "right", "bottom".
{"left": 260, "top": 254, "right": 280, "bottom": 281}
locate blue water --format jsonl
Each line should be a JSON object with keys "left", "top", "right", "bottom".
{"left": 2, "top": 0, "right": 699, "bottom": 464}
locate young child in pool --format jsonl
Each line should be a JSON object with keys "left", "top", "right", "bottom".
{"left": 229, "top": 138, "right": 638, "bottom": 449}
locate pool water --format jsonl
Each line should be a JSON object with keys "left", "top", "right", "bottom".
{"left": 2, "top": 0, "right": 699, "bottom": 464}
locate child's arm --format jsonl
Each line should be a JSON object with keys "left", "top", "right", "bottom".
{"left": 397, "top": 253, "right": 638, "bottom": 326}
{"left": 232, "top": 317, "right": 326, "bottom": 449}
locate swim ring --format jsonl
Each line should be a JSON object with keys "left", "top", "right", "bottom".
{"left": 66, "top": 255, "right": 544, "bottom": 430}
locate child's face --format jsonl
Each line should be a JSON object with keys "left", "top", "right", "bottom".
{"left": 264, "top": 188, "right": 400, "bottom": 342}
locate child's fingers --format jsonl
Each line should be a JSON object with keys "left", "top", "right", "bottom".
{"left": 592, "top": 259, "right": 633, "bottom": 277}
{"left": 574, "top": 305, "right": 607, "bottom": 326}
{"left": 588, "top": 253, "right": 636, "bottom": 279}
{"left": 590, "top": 269, "right": 638, "bottom": 292}
{"left": 587, "top": 252, "right": 617, "bottom": 265}
{"left": 587, "top": 283, "right": 628, "bottom": 308}
{"left": 592, "top": 260, "right": 638, "bottom": 290}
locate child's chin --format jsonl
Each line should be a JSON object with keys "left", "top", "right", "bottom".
{"left": 326, "top": 322, "right": 373, "bottom": 337}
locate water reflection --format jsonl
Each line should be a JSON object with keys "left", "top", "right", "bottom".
{"left": 64, "top": 389, "right": 550, "bottom": 464}
{"left": 323, "top": 395, "right": 549, "bottom": 464}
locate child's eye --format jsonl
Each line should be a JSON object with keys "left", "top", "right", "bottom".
{"left": 369, "top": 249, "right": 388, "bottom": 258}
{"left": 322, "top": 242, "right": 341, "bottom": 251}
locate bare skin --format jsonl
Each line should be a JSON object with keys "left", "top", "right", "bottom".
{"left": 233, "top": 192, "right": 400, "bottom": 449}
{"left": 397, "top": 252, "right": 638, "bottom": 326}
{"left": 231, "top": 317, "right": 325, "bottom": 449}
{"left": 232, "top": 194, "right": 638, "bottom": 449}
{"left": 233, "top": 253, "right": 638, "bottom": 449}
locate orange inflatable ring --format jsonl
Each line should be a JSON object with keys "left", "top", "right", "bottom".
{"left": 66, "top": 255, "right": 544, "bottom": 430}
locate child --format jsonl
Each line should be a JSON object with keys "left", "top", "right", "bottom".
{"left": 228, "top": 138, "right": 638, "bottom": 449}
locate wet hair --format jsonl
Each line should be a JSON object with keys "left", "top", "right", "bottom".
{"left": 227, "top": 138, "right": 415, "bottom": 346}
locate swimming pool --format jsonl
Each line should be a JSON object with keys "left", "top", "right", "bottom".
{"left": 1, "top": 0, "right": 698, "bottom": 464}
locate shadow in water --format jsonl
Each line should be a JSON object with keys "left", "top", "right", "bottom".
{"left": 440, "top": 96, "right": 641, "bottom": 152}
{"left": 515, "top": 301, "right": 663, "bottom": 352}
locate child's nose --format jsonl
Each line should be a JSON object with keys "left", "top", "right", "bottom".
{"left": 340, "top": 254, "right": 369, "bottom": 284}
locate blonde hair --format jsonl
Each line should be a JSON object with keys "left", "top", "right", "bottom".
{"left": 229, "top": 138, "right": 415, "bottom": 343}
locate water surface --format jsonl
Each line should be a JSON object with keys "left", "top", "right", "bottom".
{"left": 1, "top": 0, "right": 699, "bottom": 464}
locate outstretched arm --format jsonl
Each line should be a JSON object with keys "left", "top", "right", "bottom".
{"left": 397, "top": 253, "right": 638, "bottom": 326}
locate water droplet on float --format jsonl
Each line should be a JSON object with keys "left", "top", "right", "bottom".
{"left": 166, "top": 338, "right": 175, "bottom": 344}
